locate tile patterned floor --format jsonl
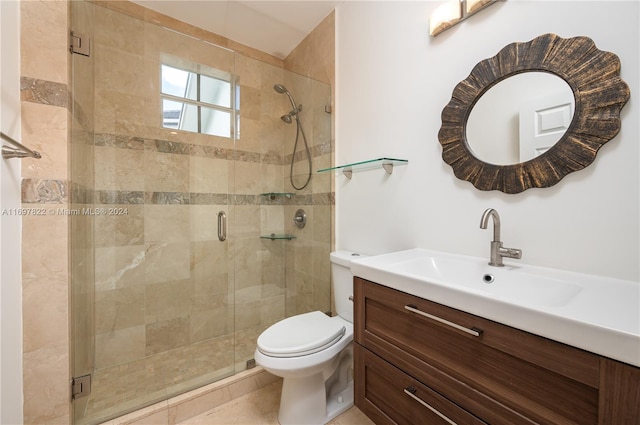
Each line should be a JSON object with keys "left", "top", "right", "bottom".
{"left": 82, "top": 332, "right": 258, "bottom": 424}
{"left": 179, "top": 380, "right": 375, "bottom": 425}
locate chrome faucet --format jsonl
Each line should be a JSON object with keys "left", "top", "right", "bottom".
{"left": 479, "top": 208, "right": 522, "bottom": 267}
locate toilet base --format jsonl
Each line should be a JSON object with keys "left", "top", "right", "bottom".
{"left": 326, "top": 379, "right": 354, "bottom": 423}
{"left": 278, "top": 376, "right": 354, "bottom": 425}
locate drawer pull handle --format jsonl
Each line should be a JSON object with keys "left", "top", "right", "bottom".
{"left": 404, "top": 305, "right": 483, "bottom": 337}
{"left": 404, "top": 387, "right": 458, "bottom": 425}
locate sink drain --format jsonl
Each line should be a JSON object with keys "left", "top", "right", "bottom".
{"left": 482, "top": 274, "right": 495, "bottom": 284}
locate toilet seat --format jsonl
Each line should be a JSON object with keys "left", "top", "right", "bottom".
{"left": 257, "top": 311, "right": 346, "bottom": 358}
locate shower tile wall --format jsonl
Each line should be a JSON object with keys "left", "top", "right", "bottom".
{"left": 16, "top": 0, "right": 333, "bottom": 423}
{"left": 75, "top": 3, "right": 333, "bottom": 422}
{"left": 19, "top": 1, "right": 72, "bottom": 423}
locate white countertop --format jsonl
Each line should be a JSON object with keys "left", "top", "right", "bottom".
{"left": 351, "top": 248, "right": 640, "bottom": 367}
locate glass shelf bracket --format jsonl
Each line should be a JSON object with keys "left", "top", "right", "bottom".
{"left": 260, "top": 192, "right": 294, "bottom": 200}
{"left": 317, "top": 158, "right": 408, "bottom": 179}
{"left": 260, "top": 233, "right": 296, "bottom": 240}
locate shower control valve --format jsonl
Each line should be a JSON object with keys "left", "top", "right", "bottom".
{"left": 293, "top": 209, "right": 307, "bottom": 229}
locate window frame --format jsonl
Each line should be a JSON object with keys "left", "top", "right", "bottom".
{"left": 160, "top": 62, "right": 239, "bottom": 138}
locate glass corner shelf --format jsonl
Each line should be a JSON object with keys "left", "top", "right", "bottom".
{"left": 317, "top": 157, "right": 408, "bottom": 179}
{"left": 260, "top": 233, "right": 296, "bottom": 240}
{"left": 260, "top": 192, "right": 294, "bottom": 200}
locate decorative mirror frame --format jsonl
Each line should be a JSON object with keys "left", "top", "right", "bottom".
{"left": 438, "top": 33, "right": 630, "bottom": 194}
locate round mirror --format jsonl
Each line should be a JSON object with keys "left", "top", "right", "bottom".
{"left": 466, "top": 72, "right": 575, "bottom": 166}
{"left": 438, "top": 33, "right": 630, "bottom": 194}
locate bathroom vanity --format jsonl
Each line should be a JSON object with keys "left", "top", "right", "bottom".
{"left": 353, "top": 277, "right": 640, "bottom": 424}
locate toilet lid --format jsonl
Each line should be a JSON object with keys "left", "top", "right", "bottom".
{"left": 257, "top": 311, "right": 346, "bottom": 358}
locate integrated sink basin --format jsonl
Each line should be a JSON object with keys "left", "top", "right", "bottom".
{"left": 351, "top": 248, "right": 640, "bottom": 367}
{"left": 396, "top": 254, "right": 583, "bottom": 308}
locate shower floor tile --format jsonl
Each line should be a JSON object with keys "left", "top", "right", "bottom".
{"left": 178, "top": 380, "right": 374, "bottom": 425}
{"left": 81, "top": 335, "right": 240, "bottom": 425}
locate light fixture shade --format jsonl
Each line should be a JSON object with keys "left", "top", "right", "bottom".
{"left": 429, "top": 0, "right": 462, "bottom": 36}
{"left": 466, "top": 0, "right": 496, "bottom": 15}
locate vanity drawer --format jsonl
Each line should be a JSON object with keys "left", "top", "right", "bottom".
{"left": 354, "top": 277, "right": 600, "bottom": 424}
{"left": 355, "top": 343, "right": 488, "bottom": 425}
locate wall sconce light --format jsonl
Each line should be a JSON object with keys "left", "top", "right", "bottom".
{"left": 429, "top": 0, "right": 503, "bottom": 37}
{"left": 429, "top": 0, "right": 462, "bottom": 37}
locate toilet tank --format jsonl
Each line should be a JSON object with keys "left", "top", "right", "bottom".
{"left": 330, "top": 251, "right": 366, "bottom": 323}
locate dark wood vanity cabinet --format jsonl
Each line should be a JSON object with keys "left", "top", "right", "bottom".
{"left": 353, "top": 277, "right": 640, "bottom": 425}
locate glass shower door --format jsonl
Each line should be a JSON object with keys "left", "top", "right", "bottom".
{"left": 70, "top": 2, "right": 239, "bottom": 423}
{"left": 70, "top": 1, "right": 333, "bottom": 424}
{"left": 228, "top": 58, "right": 334, "bottom": 372}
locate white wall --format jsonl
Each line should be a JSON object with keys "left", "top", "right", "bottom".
{"left": 0, "top": 1, "right": 24, "bottom": 423}
{"left": 335, "top": 0, "right": 639, "bottom": 281}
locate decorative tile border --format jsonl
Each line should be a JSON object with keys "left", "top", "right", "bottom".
{"left": 56, "top": 187, "right": 334, "bottom": 206}
{"left": 20, "top": 77, "right": 69, "bottom": 108}
{"left": 22, "top": 178, "right": 68, "bottom": 204}
{"left": 91, "top": 132, "right": 333, "bottom": 167}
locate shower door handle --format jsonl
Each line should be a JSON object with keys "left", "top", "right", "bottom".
{"left": 218, "top": 211, "right": 227, "bottom": 241}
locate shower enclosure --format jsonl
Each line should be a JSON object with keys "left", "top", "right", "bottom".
{"left": 70, "top": 2, "right": 332, "bottom": 423}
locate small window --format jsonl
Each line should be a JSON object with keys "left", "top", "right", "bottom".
{"left": 161, "top": 64, "right": 239, "bottom": 138}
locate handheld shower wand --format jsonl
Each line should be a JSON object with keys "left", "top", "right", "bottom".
{"left": 274, "top": 84, "right": 312, "bottom": 190}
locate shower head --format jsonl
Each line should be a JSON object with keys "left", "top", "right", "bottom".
{"left": 280, "top": 104, "right": 302, "bottom": 124}
{"left": 280, "top": 114, "right": 293, "bottom": 124}
{"left": 274, "top": 84, "right": 289, "bottom": 94}
{"left": 274, "top": 83, "right": 299, "bottom": 113}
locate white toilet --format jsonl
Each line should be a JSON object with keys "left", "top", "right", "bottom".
{"left": 254, "top": 250, "right": 363, "bottom": 425}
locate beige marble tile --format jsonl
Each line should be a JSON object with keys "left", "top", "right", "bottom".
{"left": 241, "top": 86, "right": 262, "bottom": 121}
{"left": 190, "top": 307, "right": 230, "bottom": 343}
{"left": 23, "top": 341, "right": 70, "bottom": 425}
{"left": 94, "top": 4, "right": 145, "bottom": 55}
{"left": 95, "top": 286, "right": 145, "bottom": 334}
{"left": 227, "top": 375, "right": 259, "bottom": 401}
{"left": 328, "top": 406, "right": 375, "bottom": 425}
{"left": 145, "top": 279, "right": 194, "bottom": 324}
{"left": 234, "top": 205, "right": 261, "bottom": 236}
{"left": 180, "top": 381, "right": 282, "bottom": 425}
{"left": 95, "top": 45, "right": 147, "bottom": 98}
{"left": 94, "top": 205, "right": 144, "bottom": 247}
{"left": 189, "top": 156, "right": 229, "bottom": 194}
{"left": 192, "top": 240, "right": 229, "bottom": 286}
{"left": 143, "top": 22, "right": 235, "bottom": 74}
{"left": 260, "top": 295, "right": 285, "bottom": 326}
{"left": 125, "top": 408, "right": 169, "bottom": 425}
{"left": 260, "top": 205, "right": 284, "bottom": 235}
{"left": 236, "top": 117, "right": 262, "bottom": 154}
{"left": 173, "top": 375, "right": 376, "bottom": 425}
{"left": 234, "top": 55, "right": 263, "bottom": 90}
{"left": 190, "top": 205, "right": 225, "bottom": 242}
{"left": 20, "top": 0, "right": 68, "bottom": 84}
{"left": 314, "top": 204, "right": 333, "bottom": 244}
{"left": 94, "top": 88, "right": 147, "bottom": 136}
{"left": 169, "top": 386, "right": 231, "bottom": 424}
{"left": 145, "top": 316, "right": 190, "bottom": 356}
{"left": 95, "top": 245, "right": 146, "bottom": 291}
{"left": 22, "top": 273, "right": 69, "bottom": 354}
{"left": 284, "top": 11, "right": 335, "bottom": 87}
{"left": 95, "top": 325, "right": 146, "bottom": 369}
{"left": 21, "top": 102, "right": 68, "bottom": 180}
{"left": 21, "top": 205, "right": 69, "bottom": 278}
{"left": 107, "top": 400, "right": 169, "bottom": 425}
{"left": 255, "top": 374, "right": 280, "bottom": 391}
{"left": 235, "top": 299, "right": 261, "bottom": 331}
{"left": 144, "top": 241, "right": 191, "bottom": 284}
{"left": 259, "top": 163, "right": 284, "bottom": 194}
{"left": 144, "top": 151, "right": 190, "bottom": 193}
{"left": 145, "top": 205, "right": 190, "bottom": 243}
{"left": 234, "top": 160, "right": 263, "bottom": 195}
{"left": 95, "top": 146, "right": 145, "bottom": 191}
